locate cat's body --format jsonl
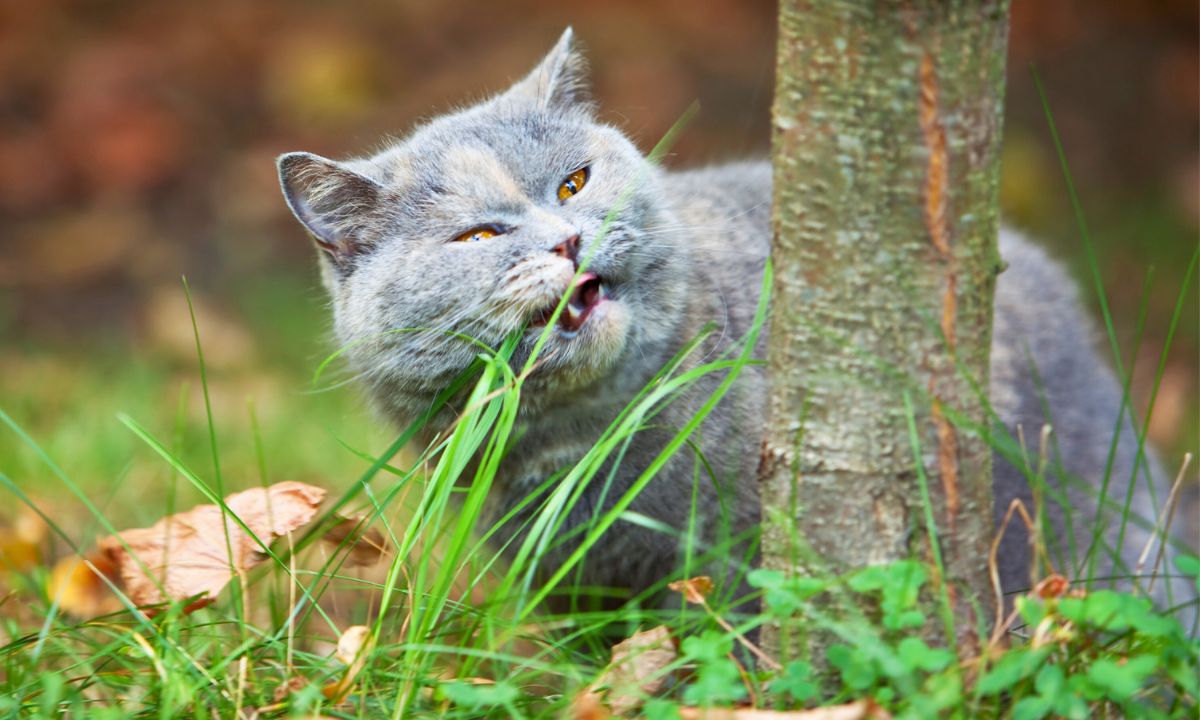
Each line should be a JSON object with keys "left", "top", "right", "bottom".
{"left": 278, "top": 30, "right": 1193, "bottom": 615}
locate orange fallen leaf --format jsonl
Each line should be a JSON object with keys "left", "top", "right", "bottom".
{"left": 94, "top": 481, "right": 325, "bottom": 613}
{"left": 14, "top": 504, "right": 48, "bottom": 544}
{"left": 576, "top": 625, "right": 676, "bottom": 717}
{"left": 0, "top": 539, "right": 39, "bottom": 575}
{"left": 324, "top": 624, "right": 376, "bottom": 703}
{"left": 571, "top": 690, "right": 612, "bottom": 720}
{"left": 335, "top": 624, "right": 371, "bottom": 665}
{"left": 272, "top": 675, "right": 310, "bottom": 703}
{"left": 1032, "top": 574, "right": 1071, "bottom": 599}
{"left": 48, "top": 551, "right": 122, "bottom": 618}
{"left": 668, "top": 576, "right": 714, "bottom": 605}
{"left": 1, "top": 504, "right": 49, "bottom": 574}
{"left": 321, "top": 515, "right": 388, "bottom": 567}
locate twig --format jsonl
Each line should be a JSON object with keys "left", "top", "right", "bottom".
{"left": 987, "top": 498, "right": 1042, "bottom": 645}
{"left": 1138, "top": 453, "right": 1191, "bottom": 593}
{"left": 705, "top": 600, "right": 782, "bottom": 672}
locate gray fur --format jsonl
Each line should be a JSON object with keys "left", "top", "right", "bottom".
{"left": 278, "top": 29, "right": 1196, "bottom": 619}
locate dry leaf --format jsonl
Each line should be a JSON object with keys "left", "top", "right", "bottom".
{"left": 570, "top": 690, "right": 612, "bottom": 720}
{"left": 95, "top": 481, "right": 325, "bottom": 613}
{"left": 668, "top": 576, "right": 714, "bottom": 605}
{"left": 48, "top": 551, "right": 122, "bottom": 618}
{"left": 579, "top": 625, "right": 676, "bottom": 716}
{"left": 272, "top": 676, "right": 310, "bottom": 703}
{"left": 324, "top": 624, "right": 376, "bottom": 703}
{"left": 321, "top": 515, "right": 388, "bottom": 567}
{"left": 335, "top": 625, "right": 371, "bottom": 664}
{"left": 0, "top": 504, "right": 49, "bottom": 574}
{"left": 0, "top": 536, "right": 39, "bottom": 574}
{"left": 13, "top": 505, "right": 48, "bottom": 545}
{"left": 677, "top": 699, "right": 891, "bottom": 720}
{"left": 1032, "top": 574, "right": 1071, "bottom": 599}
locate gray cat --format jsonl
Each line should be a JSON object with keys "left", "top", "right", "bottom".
{"left": 277, "top": 29, "right": 1193, "bottom": 619}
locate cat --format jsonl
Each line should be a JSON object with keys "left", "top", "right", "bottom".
{"left": 277, "top": 29, "right": 1194, "bottom": 619}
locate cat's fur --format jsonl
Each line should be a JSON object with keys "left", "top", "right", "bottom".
{"left": 278, "top": 30, "right": 1194, "bottom": 617}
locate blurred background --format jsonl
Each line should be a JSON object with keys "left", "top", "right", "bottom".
{"left": 0, "top": 1, "right": 1195, "bottom": 529}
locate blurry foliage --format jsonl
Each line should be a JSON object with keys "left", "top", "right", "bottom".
{"left": 0, "top": 1, "right": 1195, "bottom": 475}
{"left": 0, "top": 274, "right": 385, "bottom": 559}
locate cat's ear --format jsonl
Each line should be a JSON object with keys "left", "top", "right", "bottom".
{"left": 277, "top": 152, "right": 385, "bottom": 262}
{"left": 500, "top": 27, "right": 591, "bottom": 111}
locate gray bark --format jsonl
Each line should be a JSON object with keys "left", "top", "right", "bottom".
{"left": 760, "top": 0, "right": 1011, "bottom": 658}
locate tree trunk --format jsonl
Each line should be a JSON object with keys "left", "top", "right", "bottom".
{"left": 760, "top": 0, "right": 1010, "bottom": 659}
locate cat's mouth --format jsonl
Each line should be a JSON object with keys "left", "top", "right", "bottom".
{"left": 531, "top": 272, "right": 609, "bottom": 335}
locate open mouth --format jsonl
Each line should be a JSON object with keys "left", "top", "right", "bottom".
{"left": 532, "top": 272, "right": 609, "bottom": 334}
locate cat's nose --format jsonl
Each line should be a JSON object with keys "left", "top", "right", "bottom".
{"left": 550, "top": 234, "right": 581, "bottom": 263}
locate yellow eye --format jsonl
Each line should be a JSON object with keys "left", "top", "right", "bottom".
{"left": 557, "top": 167, "right": 589, "bottom": 202}
{"left": 453, "top": 226, "right": 501, "bottom": 243}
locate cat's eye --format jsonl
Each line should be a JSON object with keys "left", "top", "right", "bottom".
{"left": 452, "top": 225, "right": 503, "bottom": 243}
{"left": 557, "top": 167, "right": 589, "bottom": 202}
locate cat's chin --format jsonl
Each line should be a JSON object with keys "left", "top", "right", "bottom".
{"left": 523, "top": 297, "right": 631, "bottom": 392}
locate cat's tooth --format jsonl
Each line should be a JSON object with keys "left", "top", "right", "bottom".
{"left": 566, "top": 304, "right": 582, "bottom": 324}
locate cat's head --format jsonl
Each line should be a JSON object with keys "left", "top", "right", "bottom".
{"left": 277, "top": 29, "right": 687, "bottom": 418}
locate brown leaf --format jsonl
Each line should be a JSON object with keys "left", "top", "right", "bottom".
{"left": 13, "top": 504, "right": 48, "bottom": 545}
{"left": 324, "top": 624, "right": 376, "bottom": 703}
{"left": 48, "top": 552, "right": 122, "bottom": 618}
{"left": 1032, "top": 574, "right": 1071, "bottom": 599}
{"left": 0, "top": 503, "right": 51, "bottom": 574}
{"left": 0, "top": 534, "right": 39, "bottom": 574}
{"left": 335, "top": 624, "right": 371, "bottom": 665}
{"left": 272, "top": 676, "right": 310, "bottom": 704}
{"left": 677, "top": 699, "right": 891, "bottom": 720}
{"left": 0, "top": 506, "right": 47, "bottom": 574}
{"left": 321, "top": 515, "right": 388, "bottom": 567}
{"left": 668, "top": 576, "right": 714, "bottom": 605}
{"left": 570, "top": 690, "right": 612, "bottom": 720}
{"left": 581, "top": 625, "right": 676, "bottom": 716}
{"left": 96, "top": 481, "right": 325, "bottom": 612}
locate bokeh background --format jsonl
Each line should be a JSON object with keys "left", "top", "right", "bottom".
{"left": 0, "top": 1, "right": 1196, "bottom": 530}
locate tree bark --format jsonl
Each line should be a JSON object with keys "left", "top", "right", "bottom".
{"left": 760, "top": 0, "right": 1010, "bottom": 659}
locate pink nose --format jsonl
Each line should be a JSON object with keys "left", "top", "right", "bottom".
{"left": 551, "top": 234, "right": 580, "bottom": 262}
